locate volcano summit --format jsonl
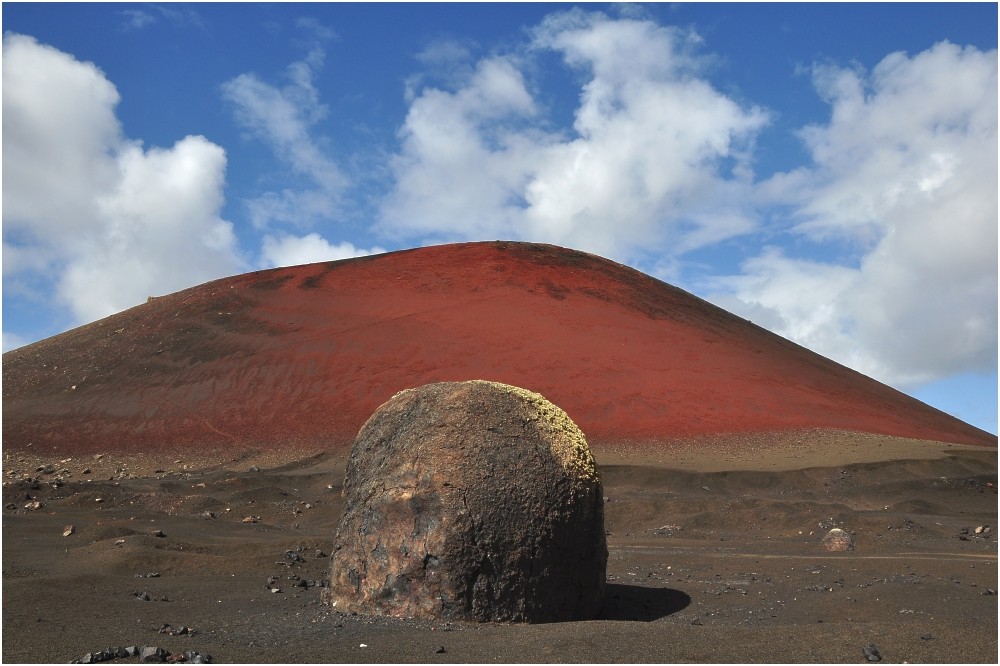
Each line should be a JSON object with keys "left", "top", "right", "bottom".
{"left": 2, "top": 241, "right": 994, "bottom": 458}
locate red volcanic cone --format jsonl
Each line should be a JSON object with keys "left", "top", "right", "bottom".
{"left": 2, "top": 241, "right": 995, "bottom": 457}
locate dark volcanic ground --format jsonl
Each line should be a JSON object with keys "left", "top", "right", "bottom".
{"left": 2, "top": 433, "right": 996, "bottom": 664}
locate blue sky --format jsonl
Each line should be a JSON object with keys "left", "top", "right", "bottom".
{"left": 3, "top": 2, "right": 997, "bottom": 434}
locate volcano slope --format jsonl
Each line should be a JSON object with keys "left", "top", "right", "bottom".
{"left": 3, "top": 241, "right": 997, "bottom": 664}
{"left": 2, "top": 240, "right": 995, "bottom": 458}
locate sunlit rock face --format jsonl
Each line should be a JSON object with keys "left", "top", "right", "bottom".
{"left": 327, "top": 380, "right": 607, "bottom": 623}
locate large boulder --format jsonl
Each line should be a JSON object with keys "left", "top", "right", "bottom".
{"left": 327, "top": 380, "right": 607, "bottom": 623}
{"left": 821, "top": 527, "right": 854, "bottom": 552}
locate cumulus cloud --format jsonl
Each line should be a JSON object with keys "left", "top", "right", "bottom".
{"left": 221, "top": 22, "right": 348, "bottom": 229}
{"left": 2, "top": 33, "right": 244, "bottom": 325}
{"left": 712, "top": 42, "right": 997, "bottom": 388}
{"left": 260, "top": 233, "right": 385, "bottom": 268}
{"left": 379, "top": 9, "right": 768, "bottom": 263}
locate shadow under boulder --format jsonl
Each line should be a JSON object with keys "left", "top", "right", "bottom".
{"left": 327, "top": 380, "right": 607, "bottom": 623}
{"left": 599, "top": 584, "right": 692, "bottom": 622}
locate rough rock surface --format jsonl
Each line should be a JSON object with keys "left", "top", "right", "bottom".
{"left": 327, "top": 380, "right": 607, "bottom": 623}
{"left": 821, "top": 527, "right": 855, "bottom": 552}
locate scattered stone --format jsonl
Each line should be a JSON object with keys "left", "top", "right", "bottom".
{"left": 136, "top": 572, "right": 161, "bottom": 578}
{"left": 650, "top": 524, "right": 682, "bottom": 536}
{"left": 63, "top": 525, "right": 76, "bottom": 537}
{"left": 201, "top": 511, "right": 216, "bottom": 519}
{"left": 328, "top": 380, "right": 607, "bottom": 623}
{"left": 248, "top": 466, "right": 260, "bottom": 473}
{"left": 134, "top": 591, "right": 151, "bottom": 601}
{"left": 975, "top": 525, "right": 988, "bottom": 535}
{"left": 270, "top": 587, "right": 282, "bottom": 593}
{"left": 821, "top": 528, "right": 854, "bottom": 552}
{"left": 140, "top": 646, "right": 168, "bottom": 663}
{"left": 72, "top": 645, "right": 204, "bottom": 665}
{"left": 920, "top": 633, "right": 934, "bottom": 640}
{"left": 24, "top": 500, "right": 42, "bottom": 511}
{"left": 82, "top": 468, "right": 92, "bottom": 475}
{"left": 436, "top": 646, "right": 446, "bottom": 654}
{"left": 150, "top": 529, "right": 166, "bottom": 538}
{"left": 315, "top": 549, "right": 328, "bottom": 558}
{"left": 241, "top": 516, "right": 259, "bottom": 524}
{"left": 862, "top": 643, "right": 882, "bottom": 662}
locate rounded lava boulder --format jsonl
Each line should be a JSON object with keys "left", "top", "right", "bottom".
{"left": 327, "top": 380, "right": 607, "bottom": 622}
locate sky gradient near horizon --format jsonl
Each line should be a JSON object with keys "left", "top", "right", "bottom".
{"left": 3, "top": 2, "right": 997, "bottom": 434}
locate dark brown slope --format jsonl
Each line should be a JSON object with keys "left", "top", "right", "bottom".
{"left": 2, "top": 241, "right": 994, "bottom": 457}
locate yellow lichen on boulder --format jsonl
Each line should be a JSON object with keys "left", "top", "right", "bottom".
{"left": 470, "top": 380, "right": 597, "bottom": 481}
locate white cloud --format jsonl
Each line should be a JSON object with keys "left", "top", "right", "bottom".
{"left": 2, "top": 332, "right": 29, "bottom": 353}
{"left": 221, "top": 21, "right": 386, "bottom": 274}
{"left": 707, "top": 247, "right": 876, "bottom": 374}
{"left": 260, "top": 233, "right": 385, "bottom": 268}
{"left": 118, "top": 5, "right": 205, "bottom": 32}
{"left": 2, "top": 34, "right": 244, "bottom": 324}
{"left": 379, "top": 10, "right": 767, "bottom": 264}
{"left": 59, "top": 136, "right": 241, "bottom": 319}
{"left": 3, "top": 34, "right": 120, "bottom": 244}
{"left": 221, "top": 24, "right": 347, "bottom": 229}
{"left": 712, "top": 41, "right": 997, "bottom": 388}
{"left": 119, "top": 9, "right": 157, "bottom": 31}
